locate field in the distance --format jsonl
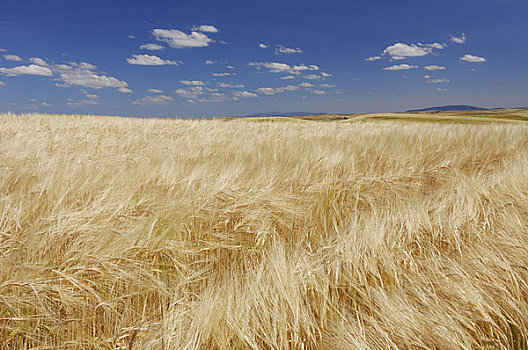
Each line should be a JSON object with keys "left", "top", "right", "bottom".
{"left": 1, "top": 113, "right": 528, "bottom": 349}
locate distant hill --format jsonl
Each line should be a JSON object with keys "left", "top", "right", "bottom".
{"left": 406, "top": 105, "right": 489, "bottom": 112}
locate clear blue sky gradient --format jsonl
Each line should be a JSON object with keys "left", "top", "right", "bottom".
{"left": 1, "top": 0, "right": 527, "bottom": 117}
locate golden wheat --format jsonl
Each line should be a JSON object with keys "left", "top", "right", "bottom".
{"left": 0, "top": 113, "right": 527, "bottom": 349}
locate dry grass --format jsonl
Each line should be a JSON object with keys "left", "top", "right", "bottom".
{"left": 1, "top": 113, "right": 528, "bottom": 349}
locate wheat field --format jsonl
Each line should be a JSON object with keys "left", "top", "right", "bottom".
{"left": 1, "top": 113, "right": 527, "bottom": 349}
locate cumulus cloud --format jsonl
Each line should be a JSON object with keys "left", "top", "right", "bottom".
{"left": 148, "top": 88, "right": 163, "bottom": 93}
{"left": 67, "top": 99, "right": 98, "bottom": 107}
{"left": 256, "top": 85, "right": 299, "bottom": 95}
{"left": 382, "top": 64, "right": 418, "bottom": 71}
{"left": 181, "top": 80, "right": 205, "bottom": 86}
{"left": 233, "top": 91, "right": 258, "bottom": 98}
{"left": 205, "top": 60, "right": 216, "bottom": 65}
{"left": 219, "top": 82, "right": 244, "bottom": 88}
{"left": 303, "top": 74, "right": 324, "bottom": 80}
{"left": 281, "top": 75, "right": 295, "bottom": 80}
{"left": 29, "top": 57, "right": 48, "bottom": 66}
{"left": 126, "top": 54, "right": 180, "bottom": 66}
{"left": 460, "top": 54, "right": 486, "bottom": 63}
{"left": 320, "top": 83, "right": 336, "bottom": 88}
{"left": 0, "top": 64, "right": 53, "bottom": 77}
{"left": 3, "top": 54, "right": 23, "bottom": 62}
{"left": 259, "top": 43, "right": 268, "bottom": 49}
{"left": 426, "top": 78, "right": 450, "bottom": 83}
{"left": 321, "top": 72, "right": 332, "bottom": 77}
{"left": 152, "top": 29, "right": 214, "bottom": 48}
{"left": 365, "top": 56, "right": 381, "bottom": 61}
{"left": 424, "top": 43, "right": 445, "bottom": 49}
{"left": 118, "top": 87, "right": 132, "bottom": 93}
{"left": 212, "top": 72, "right": 230, "bottom": 76}
{"left": 424, "top": 65, "right": 446, "bottom": 70}
{"left": 53, "top": 62, "right": 128, "bottom": 90}
{"left": 174, "top": 86, "right": 205, "bottom": 99}
{"left": 275, "top": 45, "right": 303, "bottom": 55}
{"left": 450, "top": 33, "right": 466, "bottom": 44}
{"left": 133, "top": 95, "right": 173, "bottom": 105}
{"left": 311, "top": 89, "right": 326, "bottom": 95}
{"left": 192, "top": 25, "right": 218, "bottom": 33}
{"left": 299, "top": 82, "right": 314, "bottom": 88}
{"left": 140, "top": 43, "right": 164, "bottom": 51}
{"left": 383, "top": 43, "right": 431, "bottom": 57}
{"left": 249, "top": 62, "right": 319, "bottom": 75}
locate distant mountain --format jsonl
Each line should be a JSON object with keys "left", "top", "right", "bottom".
{"left": 406, "top": 105, "right": 489, "bottom": 112}
{"left": 226, "top": 111, "right": 327, "bottom": 118}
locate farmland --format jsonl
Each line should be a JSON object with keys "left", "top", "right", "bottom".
{"left": 1, "top": 113, "right": 528, "bottom": 349}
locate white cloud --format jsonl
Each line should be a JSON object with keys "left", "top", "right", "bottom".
{"left": 259, "top": 43, "right": 268, "bottom": 49}
{"left": 133, "top": 95, "right": 173, "bottom": 105}
{"left": 118, "top": 87, "right": 132, "bottom": 93}
{"left": 67, "top": 99, "right": 98, "bottom": 107}
{"left": 219, "top": 82, "right": 244, "bottom": 88}
{"left": 192, "top": 25, "right": 218, "bottom": 33}
{"left": 382, "top": 42, "right": 443, "bottom": 59}
{"left": 303, "top": 74, "right": 324, "bottom": 80}
{"left": 152, "top": 29, "right": 214, "bottom": 48}
{"left": 424, "top": 43, "right": 445, "bottom": 49}
{"left": 174, "top": 86, "right": 205, "bottom": 99}
{"left": 275, "top": 45, "right": 302, "bottom": 55}
{"left": 181, "top": 80, "right": 205, "bottom": 86}
{"left": 227, "top": 65, "right": 234, "bottom": 69}
{"left": 41, "top": 102, "right": 51, "bottom": 107}
{"left": 437, "top": 88, "right": 448, "bottom": 92}
{"left": 140, "top": 43, "right": 164, "bottom": 51}
{"left": 299, "top": 82, "right": 314, "bottom": 88}
{"left": 424, "top": 65, "right": 446, "bottom": 70}
{"left": 320, "top": 83, "right": 336, "bottom": 88}
{"left": 426, "top": 78, "right": 450, "bottom": 84}
{"left": 460, "top": 54, "right": 486, "bottom": 63}
{"left": 29, "top": 57, "right": 48, "bottom": 66}
{"left": 71, "top": 62, "right": 97, "bottom": 70}
{"left": 126, "top": 54, "right": 179, "bottom": 66}
{"left": 205, "top": 60, "right": 216, "bottom": 65}
{"left": 3, "top": 54, "right": 22, "bottom": 62}
{"left": 54, "top": 62, "right": 128, "bottom": 90}
{"left": 450, "top": 33, "right": 466, "bottom": 44}
{"left": 0, "top": 48, "right": 6, "bottom": 52}
{"left": 0, "top": 64, "right": 53, "bottom": 77}
{"left": 382, "top": 64, "right": 418, "bottom": 71}
{"left": 365, "top": 56, "right": 381, "bottom": 61}
{"left": 148, "top": 88, "right": 163, "bottom": 93}
{"left": 321, "top": 72, "right": 332, "bottom": 77}
{"left": 233, "top": 91, "right": 258, "bottom": 98}
{"left": 256, "top": 85, "right": 299, "bottom": 95}
{"left": 249, "top": 62, "right": 319, "bottom": 75}
{"left": 128, "top": 35, "right": 135, "bottom": 40}
{"left": 212, "top": 72, "right": 230, "bottom": 76}
{"left": 311, "top": 89, "right": 325, "bottom": 95}
{"left": 390, "top": 56, "right": 406, "bottom": 60}
{"left": 281, "top": 75, "right": 295, "bottom": 80}
{"left": 423, "top": 75, "right": 431, "bottom": 79}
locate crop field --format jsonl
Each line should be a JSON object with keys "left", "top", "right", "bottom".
{"left": 1, "top": 113, "right": 528, "bottom": 349}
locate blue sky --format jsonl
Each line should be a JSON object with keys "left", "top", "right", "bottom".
{"left": 0, "top": 0, "right": 527, "bottom": 117}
